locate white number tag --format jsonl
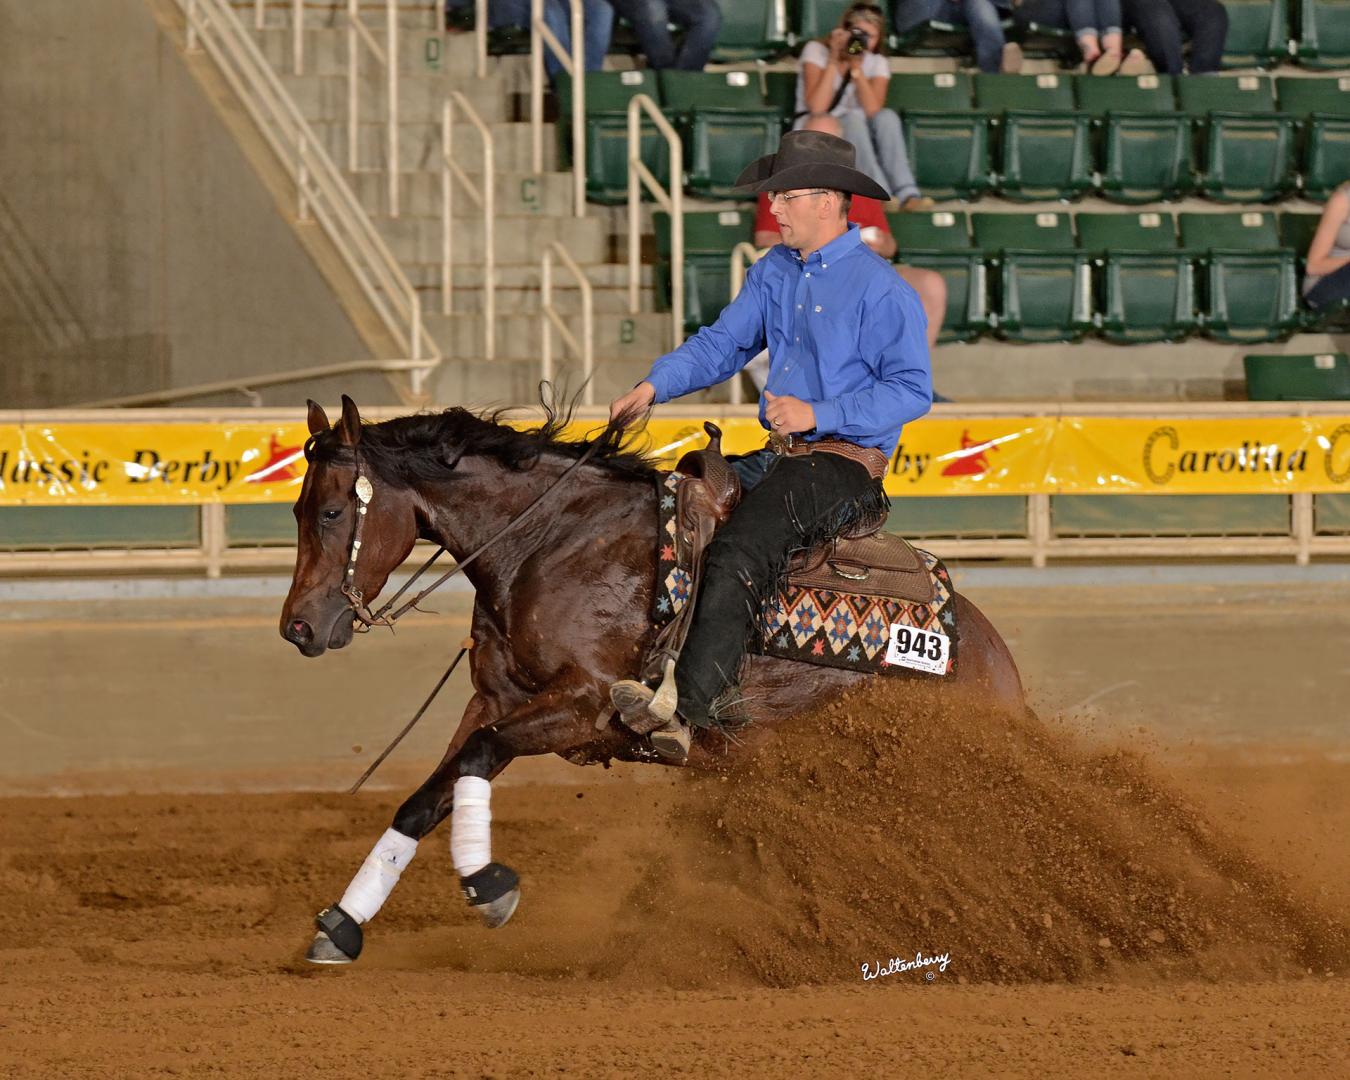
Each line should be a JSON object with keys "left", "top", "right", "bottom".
{"left": 885, "top": 624, "right": 950, "bottom": 675}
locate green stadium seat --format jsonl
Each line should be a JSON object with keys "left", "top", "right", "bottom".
{"left": 889, "top": 14, "right": 975, "bottom": 58}
{"left": 1280, "top": 211, "right": 1350, "bottom": 328}
{"left": 1276, "top": 76, "right": 1350, "bottom": 201}
{"left": 975, "top": 73, "right": 1091, "bottom": 202}
{"left": 972, "top": 212, "right": 1092, "bottom": 342}
{"left": 888, "top": 210, "right": 989, "bottom": 343}
{"left": 799, "top": 0, "right": 891, "bottom": 43}
{"left": 1294, "top": 0, "right": 1350, "bottom": 69}
{"left": 762, "top": 70, "right": 799, "bottom": 124}
{"left": 657, "top": 71, "right": 781, "bottom": 199}
{"left": 1220, "top": 1, "right": 1292, "bottom": 67}
{"left": 1077, "top": 75, "right": 1191, "bottom": 203}
{"left": 710, "top": 0, "right": 793, "bottom": 61}
{"left": 1279, "top": 210, "right": 1323, "bottom": 254}
{"left": 887, "top": 73, "right": 992, "bottom": 200}
{"left": 556, "top": 71, "right": 668, "bottom": 205}
{"left": 1177, "top": 75, "right": 1296, "bottom": 202}
{"left": 1008, "top": 17, "right": 1080, "bottom": 63}
{"left": 653, "top": 210, "right": 755, "bottom": 335}
{"left": 1077, "top": 211, "right": 1197, "bottom": 343}
{"left": 1179, "top": 212, "right": 1300, "bottom": 342}
{"left": 1245, "top": 352, "right": 1350, "bottom": 399}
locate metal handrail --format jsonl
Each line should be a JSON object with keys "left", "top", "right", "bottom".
{"left": 443, "top": 92, "right": 496, "bottom": 360}
{"left": 628, "top": 93, "right": 683, "bottom": 347}
{"left": 540, "top": 242, "right": 595, "bottom": 405}
{"left": 530, "top": 0, "right": 585, "bottom": 217}
{"left": 475, "top": 0, "right": 488, "bottom": 78}
{"left": 345, "top": 0, "right": 400, "bottom": 217}
{"left": 176, "top": 0, "right": 438, "bottom": 395}
{"left": 72, "top": 358, "right": 439, "bottom": 409}
{"left": 728, "top": 242, "right": 768, "bottom": 406}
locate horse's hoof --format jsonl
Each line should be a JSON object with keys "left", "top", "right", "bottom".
{"left": 305, "top": 930, "right": 354, "bottom": 965}
{"left": 475, "top": 887, "right": 520, "bottom": 929}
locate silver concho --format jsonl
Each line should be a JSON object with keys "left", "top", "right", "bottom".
{"left": 354, "top": 475, "right": 374, "bottom": 505}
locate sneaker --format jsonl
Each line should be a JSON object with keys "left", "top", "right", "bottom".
{"left": 648, "top": 717, "right": 691, "bottom": 762}
{"left": 1000, "top": 42, "right": 1023, "bottom": 74}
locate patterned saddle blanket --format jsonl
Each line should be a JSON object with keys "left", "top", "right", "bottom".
{"left": 650, "top": 471, "right": 959, "bottom": 678}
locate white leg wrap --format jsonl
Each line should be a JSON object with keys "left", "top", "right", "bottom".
{"left": 450, "top": 775, "right": 492, "bottom": 878}
{"left": 337, "top": 827, "right": 418, "bottom": 924}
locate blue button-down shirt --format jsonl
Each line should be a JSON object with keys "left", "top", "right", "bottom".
{"left": 644, "top": 224, "right": 932, "bottom": 457}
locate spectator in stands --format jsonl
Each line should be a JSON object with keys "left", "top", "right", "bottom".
{"left": 478, "top": 1, "right": 614, "bottom": 80}
{"left": 754, "top": 116, "right": 947, "bottom": 351}
{"left": 893, "top": 0, "right": 1022, "bottom": 74}
{"left": 797, "top": 3, "right": 934, "bottom": 210}
{"left": 1304, "top": 183, "right": 1350, "bottom": 312}
{"left": 1119, "top": 0, "right": 1227, "bottom": 75}
{"left": 606, "top": 0, "right": 722, "bottom": 71}
{"left": 1011, "top": 1, "right": 1150, "bottom": 74}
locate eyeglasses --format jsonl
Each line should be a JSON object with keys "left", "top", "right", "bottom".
{"left": 767, "top": 190, "right": 829, "bottom": 204}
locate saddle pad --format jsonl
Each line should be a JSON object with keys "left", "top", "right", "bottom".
{"left": 651, "top": 471, "right": 959, "bottom": 678}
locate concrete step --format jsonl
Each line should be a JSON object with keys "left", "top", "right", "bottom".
{"left": 254, "top": 25, "right": 475, "bottom": 76}
{"left": 404, "top": 260, "right": 654, "bottom": 291}
{"left": 430, "top": 356, "right": 729, "bottom": 410}
{"left": 351, "top": 169, "right": 574, "bottom": 218}
{"left": 231, "top": 1, "right": 441, "bottom": 31}
{"left": 315, "top": 120, "right": 554, "bottom": 172}
{"left": 279, "top": 72, "right": 508, "bottom": 124}
{"left": 376, "top": 213, "right": 609, "bottom": 264}
{"left": 428, "top": 284, "right": 653, "bottom": 316}
{"left": 427, "top": 311, "right": 673, "bottom": 359}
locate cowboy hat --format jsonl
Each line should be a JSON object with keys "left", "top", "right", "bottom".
{"left": 732, "top": 129, "right": 891, "bottom": 201}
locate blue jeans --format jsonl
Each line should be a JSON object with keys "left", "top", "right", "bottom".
{"left": 607, "top": 0, "right": 722, "bottom": 70}
{"left": 895, "top": 0, "right": 1009, "bottom": 73}
{"left": 488, "top": 0, "right": 614, "bottom": 78}
{"left": 1120, "top": 0, "right": 1227, "bottom": 74}
{"left": 838, "top": 108, "right": 920, "bottom": 202}
{"left": 1014, "top": 0, "right": 1121, "bottom": 38}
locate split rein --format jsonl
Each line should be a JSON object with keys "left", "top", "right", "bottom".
{"left": 335, "top": 437, "right": 606, "bottom": 793}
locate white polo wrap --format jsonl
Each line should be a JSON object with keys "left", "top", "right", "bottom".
{"left": 450, "top": 775, "right": 493, "bottom": 878}
{"left": 337, "top": 827, "right": 418, "bottom": 924}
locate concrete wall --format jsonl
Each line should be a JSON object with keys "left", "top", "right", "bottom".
{"left": 0, "top": 0, "right": 386, "bottom": 408}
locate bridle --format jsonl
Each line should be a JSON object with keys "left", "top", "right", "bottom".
{"left": 335, "top": 439, "right": 606, "bottom": 632}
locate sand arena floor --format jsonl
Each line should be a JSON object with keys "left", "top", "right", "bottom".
{"left": 1, "top": 581, "right": 1348, "bottom": 1077}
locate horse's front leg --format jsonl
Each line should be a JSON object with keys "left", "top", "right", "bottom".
{"left": 305, "top": 678, "right": 598, "bottom": 965}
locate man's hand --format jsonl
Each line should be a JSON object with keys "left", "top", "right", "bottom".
{"left": 763, "top": 391, "right": 816, "bottom": 436}
{"left": 609, "top": 381, "right": 656, "bottom": 426}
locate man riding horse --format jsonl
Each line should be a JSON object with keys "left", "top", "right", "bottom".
{"left": 608, "top": 129, "right": 933, "bottom": 761}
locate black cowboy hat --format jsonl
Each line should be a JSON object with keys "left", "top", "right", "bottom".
{"left": 732, "top": 129, "right": 891, "bottom": 201}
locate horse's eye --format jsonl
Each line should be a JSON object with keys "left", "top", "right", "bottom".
{"left": 321, "top": 508, "right": 343, "bottom": 523}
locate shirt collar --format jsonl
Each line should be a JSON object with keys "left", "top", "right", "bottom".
{"left": 789, "top": 223, "right": 863, "bottom": 268}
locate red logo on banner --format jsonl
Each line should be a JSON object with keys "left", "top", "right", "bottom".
{"left": 941, "top": 429, "right": 997, "bottom": 477}
{"left": 245, "top": 434, "right": 304, "bottom": 484}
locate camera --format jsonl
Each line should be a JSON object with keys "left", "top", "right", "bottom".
{"left": 845, "top": 26, "right": 870, "bottom": 55}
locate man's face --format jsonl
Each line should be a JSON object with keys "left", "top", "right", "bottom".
{"left": 769, "top": 189, "right": 829, "bottom": 251}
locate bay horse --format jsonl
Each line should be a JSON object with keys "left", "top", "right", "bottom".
{"left": 280, "top": 395, "right": 1026, "bottom": 964}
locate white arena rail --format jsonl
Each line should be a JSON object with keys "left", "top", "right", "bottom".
{"left": 345, "top": 0, "right": 401, "bottom": 217}
{"left": 628, "top": 93, "right": 684, "bottom": 348}
{"left": 540, "top": 243, "right": 595, "bottom": 405}
{"left": 442, "top": 93, "right": 496, "bottom": 360}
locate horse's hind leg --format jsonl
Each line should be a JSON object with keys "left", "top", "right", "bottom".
{"left": 305, "top": 720, "right": 513, "bottom": 966}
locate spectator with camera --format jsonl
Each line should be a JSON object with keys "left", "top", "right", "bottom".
{"left": 796, "top": 2, "right": 933, "bottom": 211}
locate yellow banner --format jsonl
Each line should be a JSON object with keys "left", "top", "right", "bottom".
{"left": 4, "top": 415, "right": 1350, "bottom": 505}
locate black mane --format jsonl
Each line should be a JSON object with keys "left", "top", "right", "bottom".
{"left": 308, "top": 396, "right": 657, "bottom": 487}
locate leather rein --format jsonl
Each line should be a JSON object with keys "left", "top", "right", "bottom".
{"left": 336, "top": 438, "right": 606, "bottom": 632}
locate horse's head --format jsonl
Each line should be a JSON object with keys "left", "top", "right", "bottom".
{"left": 280, "top": 395, "right": 421, "bottom": 656}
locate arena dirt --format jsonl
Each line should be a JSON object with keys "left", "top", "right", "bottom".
{"left": 2, "top": 682, "right": 1348, "bottom": 1077}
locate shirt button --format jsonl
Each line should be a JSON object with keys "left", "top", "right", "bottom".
{"left": 805, "top": 272, "right": 811, "bottom": 278}
{"left": 814, "top": 305, "right": 822, "bottom": 313}
{"left": 797, "top": 304, "right": 802, "bottom": 309}
{"left": 822, "top": 263, "right": 828, "bottom": 269}
{"left": 795, "top": 336, "right": 800, "bottom": 342}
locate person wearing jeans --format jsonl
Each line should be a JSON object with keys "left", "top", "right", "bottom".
{"left": 1304, "top": 183, "right": 1350, "bottom": 311}
{"left": 796, "top": 4, "right": 930, "bottom": 207}
{"left": 484, "top": 0, "right": 614, "bottom": 79}
{"left": 1012, "top": 0, "right": 1149, "bottom": 74}
{"left": 606, "top": 0, "right": 722, "bottom": 71}
{"left": 894, "top": 0, "right": 1021, "bottom": 74}
{"left": 1119, "top": 0, "right": 1228, "bottom": 75}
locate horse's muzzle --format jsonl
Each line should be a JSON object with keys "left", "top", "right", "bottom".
{"left": 281, "top": 609, "right": 353, "bottom": 656}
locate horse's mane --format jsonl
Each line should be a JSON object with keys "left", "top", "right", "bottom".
{"left": 307, "top": 390, "right": 657, "bottom": 487}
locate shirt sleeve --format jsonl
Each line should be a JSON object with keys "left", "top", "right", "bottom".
{"left": 645, "top": 260, "right": 770, "bottom": 404}
{"left": 809, "top": 281, "right": 932, "bottom": 438}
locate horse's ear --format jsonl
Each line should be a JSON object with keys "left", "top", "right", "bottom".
{"left": 337, "top": 394, "right": 363, "bottom": 446}
{"left": 306, "top": 400, "right": 330, "bottom": 436}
